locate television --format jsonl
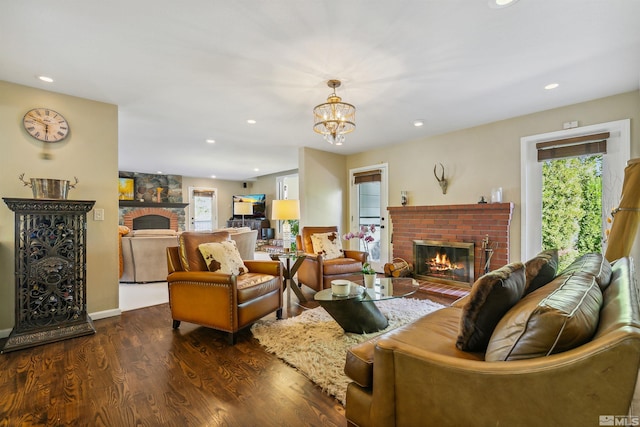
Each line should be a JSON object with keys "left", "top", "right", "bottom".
{"left": 232, "top": 194, "right": 266, "bottom": 219}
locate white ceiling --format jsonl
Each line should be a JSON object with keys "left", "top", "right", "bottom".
{"left": 2, "top": 1, "right": 640, "bottom": 181}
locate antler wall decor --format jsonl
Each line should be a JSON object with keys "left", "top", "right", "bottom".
{"left": 433, "top": 163, "right": 448, "bottom": 194}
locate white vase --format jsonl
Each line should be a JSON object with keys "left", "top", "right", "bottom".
{"left": 364, "top": 273, "right": 376, "bottom": 288}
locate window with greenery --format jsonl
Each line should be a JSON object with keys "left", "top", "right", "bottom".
{"left": 542, "top": 155, "right": 602, "bottom": 270}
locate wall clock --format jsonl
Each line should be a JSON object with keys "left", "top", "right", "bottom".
{"left": 23, "top": 108, "right": 70, "bottom": 142}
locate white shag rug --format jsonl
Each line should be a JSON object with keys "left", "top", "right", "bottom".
{"left": 251, "top": 297, "right": 444, "bottom": 404}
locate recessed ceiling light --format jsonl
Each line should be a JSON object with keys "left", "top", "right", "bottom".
{"left": 206, "top": 139, "right": 215, "bottom": 144}
{"left": 210, "top": 175, "right": 216, "bottom": 179}
{"left": 489, "top": 0, "right": 519, "bottom": 8}
{"left": 38, "top": 75, "right": 54, "bottom": 83}
{"left": 413, "top": 120, "right": 424, "bottom": 127}
{"left": 156, "top": 171, "right": 163, "bottom": 174}
{"left": 247, "top": 119, "right": 256, "bottom": 125}
{"left": 545, "top": 83, "right": 560, "bottom": 90}
{"left": 254, "top": 168, "right": 259, "bottom": 172}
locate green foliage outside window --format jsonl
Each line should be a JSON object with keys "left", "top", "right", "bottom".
{"left": 288, "top": 219, "right": 299, "bottom": 251}
{"left": 542, "top": 155, "right": 602, "bottom": 270}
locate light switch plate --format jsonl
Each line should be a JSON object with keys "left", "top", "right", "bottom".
{"left": 93, "top": 208, "right": 104, "bottom": 221}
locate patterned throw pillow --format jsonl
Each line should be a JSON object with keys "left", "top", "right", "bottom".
{"left": 198, "top": 240, "right": 247, "bottom": 275}
{"left": 310, "top": 231, "right": 344, "bottom": 260}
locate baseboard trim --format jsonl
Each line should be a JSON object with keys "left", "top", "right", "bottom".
{"left": 90, "top": 308, "right": 122, "bottom": 320}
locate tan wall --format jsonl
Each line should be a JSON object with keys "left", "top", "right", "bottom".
{"left": 0, "top": 80, "right": 119, "bottom": 332}
{"left": 346, "top": 90, "right": 640, "bottom": 263}
{"left": 299, "top": 147, "right": 349, "bottom": 233}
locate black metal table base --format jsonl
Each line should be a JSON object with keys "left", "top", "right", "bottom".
{"left": 317, "top": 299, "right": 388, "bottom": 333}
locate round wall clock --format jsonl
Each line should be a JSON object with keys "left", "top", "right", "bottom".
{"left": 23, "top": 108, "right": 70, "bottom": 142}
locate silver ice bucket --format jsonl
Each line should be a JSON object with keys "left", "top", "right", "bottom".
{"left": 19, "top": 173, "right": 78, "bottom": 200}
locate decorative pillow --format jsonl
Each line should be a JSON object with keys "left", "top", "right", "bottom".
{"left": 197, "top": 240, "right": 248, "bottom": 275}
{"left": 456, "top": 262, "right": 526, "bottom": 352}
{"left": 557, "top": 253, "right": 612, "bottom": 290}
{"left": 524, "top": 249, "right": 558, "bottom": 295}
{"left": 310, "top": 232, "right": 344, "bottom": 260}
{"left": 485, "top": 271, "right": 603, "bottom": 361}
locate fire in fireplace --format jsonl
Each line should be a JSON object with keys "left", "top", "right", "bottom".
{"left": 413, "top": 240, "right": 475, "bottom": 286}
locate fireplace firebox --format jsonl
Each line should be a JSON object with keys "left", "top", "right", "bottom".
{"left": 413, "top": 240, "right": 475, "bottom": 286}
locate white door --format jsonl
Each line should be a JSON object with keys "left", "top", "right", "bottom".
{"left": 188, "top": 187, "right": 218, "bottom": 231}
{"left": 349, "top": 164, "right": 389, "bottom": 272}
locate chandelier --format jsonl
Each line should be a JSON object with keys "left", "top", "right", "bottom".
{"left": 313, "top": 79, "right": 356, "bottom": 145}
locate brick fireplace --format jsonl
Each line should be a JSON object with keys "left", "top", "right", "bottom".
{"left": 388, "top": 203, "right": 514, "bottom": 286}
{"left": 123, "top": 207, "right": 180, "bottom": 231}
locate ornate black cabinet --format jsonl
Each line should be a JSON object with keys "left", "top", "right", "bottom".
{"left": 2, "top": 198, "right": 96, "bottom": 353}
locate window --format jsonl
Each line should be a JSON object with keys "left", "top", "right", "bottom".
{"left": 521, "top": 120, "right": 630, "bottom": 260}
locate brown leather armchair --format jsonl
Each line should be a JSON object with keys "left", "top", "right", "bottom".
{"left": 166, "top": 231, "right": 282, "bottom": 344}
{"left": 295, "top": 226, "right": 368, "bottom": 292}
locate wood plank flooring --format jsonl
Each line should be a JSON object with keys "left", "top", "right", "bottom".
{"left": 0, "top": 287, "right": 458, "bottom": 427}
{"left": 4, "top": 283, "right": 638, "bottom": 425}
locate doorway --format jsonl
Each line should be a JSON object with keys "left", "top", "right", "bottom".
{"left": 188, "top": 187, "right": 218, "bottom": 231}
{"left": 348, "top": 164, "right": 389, "bottom": 272}
{"left": 275, "top": 173, "right": 299, "bottom": 239}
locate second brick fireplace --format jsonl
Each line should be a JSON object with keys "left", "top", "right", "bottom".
{"left": 388, "top": 203, "right": 514, "bottom": 287}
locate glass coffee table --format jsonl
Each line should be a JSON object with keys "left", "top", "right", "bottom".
{"left": 314, "top": 277, "right": 420, "bottom": 333}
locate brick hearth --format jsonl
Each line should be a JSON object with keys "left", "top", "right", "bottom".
{"left": 388, "top": 203, "right": 514, "bottom": 285}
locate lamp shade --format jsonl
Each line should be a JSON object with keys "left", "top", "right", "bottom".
{"left": 234, "top": 202, "right": 253, "bottom": 216}
{"left": 271, "top": 199, "right": 300, "bottom": 221}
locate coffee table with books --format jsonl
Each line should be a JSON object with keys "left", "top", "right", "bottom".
{"left": 314, "top": 277, "right": 420, "bottom": 333}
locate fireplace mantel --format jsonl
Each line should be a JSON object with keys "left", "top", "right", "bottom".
{"left": 388, "top": 203, "right": 514, "bottom": 283}
{"left": 119, "top": 200, "right": 188, "bottom": 208}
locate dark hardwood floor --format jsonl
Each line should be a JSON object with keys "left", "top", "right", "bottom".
{"left": 0, "top": 286, "right": 458, "bottom": 427}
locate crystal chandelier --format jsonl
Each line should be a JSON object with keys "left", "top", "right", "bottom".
{"left": 312, "top": 79, "right": 355, "bottom": 145}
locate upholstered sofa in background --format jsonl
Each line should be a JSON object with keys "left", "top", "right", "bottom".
{"left": 344, "top": 254, "right": 640, "bottom": 427}
{"left": 120, "top": 227, "right": 258, "bottom": 283}
{"left": 215, "top": 227, "right": 258, "bottom": 260}
{"left": 121, "top": 229, "right": 180, "bottom": 283}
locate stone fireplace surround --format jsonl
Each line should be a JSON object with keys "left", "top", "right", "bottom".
{"left": 388, "top": 203, "right": 514, "bottom": 287}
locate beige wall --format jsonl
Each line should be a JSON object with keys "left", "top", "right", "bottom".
{"left": 0, "top": 80, "right": 119, "bottom": 332}
{"left": 346, "top": 90, "right": 640, "bottom": 263}
{"left": 299, "top": 147, "right": 349, "bottom": 233}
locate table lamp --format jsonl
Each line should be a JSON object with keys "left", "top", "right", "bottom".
{"left": 271, "top": 199, "right": 300, "bottom": 252}
{"left": 234, "top": 201, "right": 253, "bottom": 227}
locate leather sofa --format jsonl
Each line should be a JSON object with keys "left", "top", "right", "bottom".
{"left": 344, "top": 255, "right": 640, "bottom": 427}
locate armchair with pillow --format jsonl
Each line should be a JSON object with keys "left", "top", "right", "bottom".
{"left": 166, "top": 231, "right": 282, "bottom": 344}
{"left": 295, "top": 226, "right": 368, "bottom": 292}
